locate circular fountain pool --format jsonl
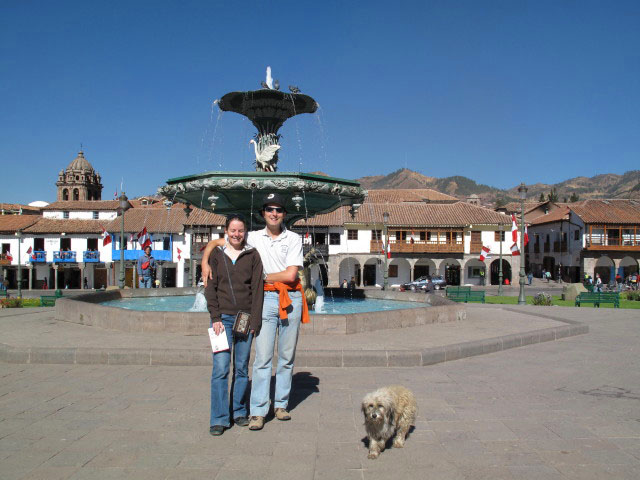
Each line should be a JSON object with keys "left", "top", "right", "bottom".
{"left": 100, "top": 295, "right": 424, "bottom": 315}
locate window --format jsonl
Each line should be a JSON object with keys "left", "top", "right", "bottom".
{"left": 87, "top": 238, "right": 98, "bottom": 251}
{"left": 92, "top": 211, "right": 99, "bottom": 219}
{"left": 315, "top": 232, "right": 326, "bottom": 244}
{"left": 73, "top": 189, "right": 79, "bottom": 201}
{"left": 574, "top": 230, "right": 579, "bottom": 241}
{"left": 395, "top": 230, "right": 407, "bottom": 241}
{"left": 420, "top": 231, "right": 426, "bottom": 241}
{"left": 467, "top": 267, "right": 484, "bottom": 278}
{"left": 494, "top": 231, "right": 505, "bottom": 242}
{"left": 329, "top": 233, "right": 341, "bottom": 245}
{"left": 163, "top": 237, "right": 171, "bottom": 250}
{"left": 388, "top": 265, "right": 398, "bottom": 277}
{"left": 60, "top": 238, "right": 71, "bottom": 251}
{"left": 371, "top": 230, "right": 382, "bottom": 241}
{"left": 62, "top": 189, "right": 69, "bottom": 201}
{"left": 347, "top": 229, "right": 358, "bottom": 240}
{"left": 34, "top": 238, "right": 44, "bottom": 251}
{"left": 63, "top": 211, "right": 69, "bottom": 219}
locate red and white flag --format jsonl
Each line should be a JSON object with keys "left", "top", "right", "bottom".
{"left": 479, "top": 245, "right": 490, "bottom": 262}
{"left": 386, "top": 241, "right": 391, "bottom": 259}
{"left": 177, "top": 247, "right": 182, "bottom": 261}
{"left": 524, "top": 224, "right": 529, "bottom": 246}
{"left": 26, "top": 246, "right": 36, "bottom": 260}
{"left": 6, "top": 251, "right": 13, "bottom": 261}
{"left": 113, "top": 190, "right": 118, "bottom": 200}
{"left": 511, "top": 214, "right": 519, "bottom": 243}
{"left": 510, "top": 243, "right": 520, "bottom": 256}
{"left": 101, "top": 227, "right": 112, "bottom": 247}
{"left": 137, "top": 227, "right": 151, "bottom": 250}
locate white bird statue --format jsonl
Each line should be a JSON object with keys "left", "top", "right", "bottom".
{"left": 249, "top": 139, "right": 280, "bottom": 172}
{"left": 265, "top": 66, "right": 274, "bottom": 90}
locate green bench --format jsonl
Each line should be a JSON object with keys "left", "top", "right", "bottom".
{"left": 40, "top": 296, "right": 58, "bottom": 307}
{"left": 446, "top": 286, "right": 471, "bottom": 298}
{"left": 575, "top": 292, "right": 619, "bottom": 308}
{"left": 447, "top": 290, "right": 486, "bottom": 303}
{"left": 0, "top": 290, "right": 7, "bottom": 298}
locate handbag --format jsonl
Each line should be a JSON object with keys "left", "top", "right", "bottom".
{"left": 221, "top": 248, "right": 251, "bottom": 338}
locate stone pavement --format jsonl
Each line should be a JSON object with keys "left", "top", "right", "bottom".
{"left": 0, "top": 306, "right": 585, "bottom": 367}
{"left": 1, "top": 306, "right": 640, "bottom": 479}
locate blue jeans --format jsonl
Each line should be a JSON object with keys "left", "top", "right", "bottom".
{"left": 210, "top": 314, "right": 253, "bottom": 427}
{"left": 250, "top": 290, "right": 302, "bottom": 417}
{"left": 139, "top": 277, "right": 152, "bottom": 288}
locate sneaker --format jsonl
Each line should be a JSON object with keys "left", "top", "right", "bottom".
{"left": 274, "top": 408, "right": 291, "bottom": 421}
{"left": 234, "top": 416, "right": 250, "bottom": 427}
{"left": 248, "top": 416, "right": 264, "bottom": 430}
{"left": 209, "top": 425, "right": 225, "bottom": 436}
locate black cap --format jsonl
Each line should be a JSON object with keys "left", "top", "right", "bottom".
{"left": 262, "top": 193, "right": 286, "bottom": 210}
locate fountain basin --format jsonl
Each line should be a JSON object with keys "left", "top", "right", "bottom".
{"left": 55, "top": 288, "right": 465, "bottom": 335}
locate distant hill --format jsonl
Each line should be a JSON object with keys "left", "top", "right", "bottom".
{"left": 357, "top": 168, "right": 640, "bottom": 203}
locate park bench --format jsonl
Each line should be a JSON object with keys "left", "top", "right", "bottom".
{"left": 446, "top": 286, "right": 471, "bottom": 298}
{"left": 0, "top": 290, "right": 8, "bottom": 298}
{"left": 40, "top": 296, "right": 58, "bottom": 307}
{"left": 575, "top": 292, "right": 619, "bottom": 308}
{"left": 447, "top": 290, "right": 485, "bottom": 303}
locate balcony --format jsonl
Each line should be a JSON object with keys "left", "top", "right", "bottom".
{"left": 53, "top": 251, "right": 77, "bottom": 263}
{"left": 83, "top": 251, "right": 101, "bottom": 263}
{"left": 585, "top": 237, "right": 640, "bottom": 251}
{"left": 112, "top": 249, "right": 173, "bottom": 261}
{"left": 29, "top": 251, "right": 47, "bottom": 263}
{"left": 370, "top": 240, "right": 464, "bottom": 254}
{"left": 469, "top": 243, "right": 483, "bottom": 254}
{"left": 0, "top": 253, "right": 12, "bottom": 266}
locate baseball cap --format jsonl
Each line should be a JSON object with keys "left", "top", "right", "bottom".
{"left": 262, "top": 193, "right": 286, "bottom": 210}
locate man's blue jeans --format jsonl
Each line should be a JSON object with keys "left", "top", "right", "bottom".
{"left": 139, "top": 277, "right": 152, "bottom": 288}
{"left": 210, "top": 314, "right": 253, "bottom": 427}
{"left": 250, "top": 290, "right": 302, "bottom": 417}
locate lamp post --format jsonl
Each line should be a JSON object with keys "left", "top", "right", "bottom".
{"left": 498, "top": 223, "right": 503, "bottom": 296}
{"left": 16, "top": 229, "right": 22, "bottom": 298}
{"left": 517, "top": 183, "right": 528, "bottom": 305}
{"left": 118, "top": 192, "right": 129, "bottom": 289}
{"left": 383, "top": 211, "right": 389, "bottom": 290}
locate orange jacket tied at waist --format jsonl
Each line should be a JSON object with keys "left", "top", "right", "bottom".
{"left": 263, "top": 280, "right": 310, "bottom": 324}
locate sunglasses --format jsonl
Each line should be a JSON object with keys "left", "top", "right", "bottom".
{"left": 264, "top": 206, "right": 284, "bottom": 213}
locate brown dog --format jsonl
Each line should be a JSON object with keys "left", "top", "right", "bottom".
{"left": 362, "top": 385, "right": 417, "bottom": 459}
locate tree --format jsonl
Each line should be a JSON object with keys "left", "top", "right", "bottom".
{"left": 538, "top": 193, "right": 545, "bottom": 202}
{"left": 569, "top": 192, "right": 580, "bottom": 202}
{"left": 495, "top": 196, "right": 507, "bottom": 208}
{"left": 547, "top": 188, "right": 559, "bottom": 202}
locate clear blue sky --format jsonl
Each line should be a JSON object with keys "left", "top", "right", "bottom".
{"left": 2, "top": 0, "right": 639, "bottom": 204}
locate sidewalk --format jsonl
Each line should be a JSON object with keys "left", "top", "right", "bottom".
{"left": 1, "top": 305, "right": 587, "bottom": 367}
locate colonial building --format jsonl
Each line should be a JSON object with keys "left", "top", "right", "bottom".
{"left": 527, "top": 199, "right": 640, "bottom": 283}
{"left": 56, "top": 151, "right": 103, "bottom": 201}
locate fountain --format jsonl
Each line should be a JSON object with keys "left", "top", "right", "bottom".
{"left": 55, "top": 68, "right": 466, "bottom": 334}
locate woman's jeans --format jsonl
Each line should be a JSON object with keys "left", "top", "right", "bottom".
{"left": 210, "top": 314, "right": 253, "bottom": 427}
{"left": 250, "top": 290, "right": 302, "bottom": 417}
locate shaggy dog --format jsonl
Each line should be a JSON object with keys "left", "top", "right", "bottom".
{"left": 361, "top": 385, "right": 417, "bottom": 459}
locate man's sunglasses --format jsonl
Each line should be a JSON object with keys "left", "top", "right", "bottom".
{"left": 264, "top": 206, "right": 285, "bottom": 213}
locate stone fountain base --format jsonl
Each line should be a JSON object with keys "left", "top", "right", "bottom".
{"left": 55, "top": 288, "right": 465, "bottom": 336}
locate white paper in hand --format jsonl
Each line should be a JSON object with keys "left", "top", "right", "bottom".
{"left": 208, "top": 327, "right": 230, "bottom": 353}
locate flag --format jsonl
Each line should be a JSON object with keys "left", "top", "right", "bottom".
{"left": 511, "top": 214, "right": 519, "bottom": 243}
{"left": 101, "top": 227, "right": 112, "bottom": 247}
{"left": 479, "top": 245, "right": 490, "bottom": 262}
{"left": 386, "top": 241, "right": 391, "bottom": 259}
{"left": 510, "top": 243, "right": 520, "bottom": 256}
{"left": 113, "top": 190, "right": 118, "bottom": 200}
{"left": 177, "top": 247, "right": 182, "bottom": 261}
{"left": 137, "top": 227, "right": 151, "bottom": 249}
{"left": 26, "top": 246, "right": 36, "bottom": 260}
{"left": 524, "top": 224, "right": 529, "bottom": 246}
{"left": 6, "top": 251, "right": 13, "bottom": 261}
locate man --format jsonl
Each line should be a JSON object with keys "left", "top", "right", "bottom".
{"left": 201, "top": 193, "right": 307, "bottom": 431}
{"left": 137, "top": 246, "right": 155, "bottom": 288}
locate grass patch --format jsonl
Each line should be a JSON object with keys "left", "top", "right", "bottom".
{"left": 485, "top": 295, "right": 640, "bottom": 309}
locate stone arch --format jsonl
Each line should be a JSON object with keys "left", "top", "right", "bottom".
{"left": 464, "top": 258, "right": 487, "bottom": 286}
{"left": 73, "top": 188, "right": 79, "bottom": 201}
{"left": 440, "top": 258, "right": 461, "bottom": 286}
{"left": 490, "top": 258, "right": 512, "bottom": 285}
{"left": 413, "top": 258, "right": 436, "bottom": 280}
{"left": 338, "top": 257, "right": 361, "bottom": 286}
{"left": 62, "top": 188, "right": 69, "bottom": 201}
{"left": 389, "top": 257, "right": 411, "bottom": 286}
{"left": 363, "top": 257, "right": 383, "bottom": 287}
{"left": 594, "top": 256, "right": 614, "bottom": 284}
{"left": 619, "top": 256, "right": 639, "bottom": 279}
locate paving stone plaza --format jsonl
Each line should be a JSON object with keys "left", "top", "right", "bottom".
{"left": 1, "top": 303, "right": 640, "bottom": 479}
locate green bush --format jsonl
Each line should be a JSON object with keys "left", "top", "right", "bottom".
{"left": 532, "top": 292, "right": 553, "bottom": 306}
{"left": 624, "top": 291, "right": 640, "bottom": 301}
{"left": 22, "top": 298, "right": 42, "bottom": 307}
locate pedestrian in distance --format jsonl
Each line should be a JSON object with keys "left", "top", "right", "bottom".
{"left": 137, "top": 246, "right": 155, "bottom": 288}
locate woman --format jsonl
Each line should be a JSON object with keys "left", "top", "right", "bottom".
{"left": 205, "top": 214, "right": 263, "bottom": 436}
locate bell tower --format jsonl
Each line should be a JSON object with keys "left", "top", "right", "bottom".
{"left": 56, "top": 150, "right": 103, "bottom": 201}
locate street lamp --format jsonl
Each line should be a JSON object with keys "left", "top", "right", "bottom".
{"left": 517, "top": 183, "right": 528, "bottom": 305}
{"left": 15, "top": 229, "right": 22, "bottom": 298}
{"left": 118, "top": 192, "right": 129, "bottom": 289}
{"left": 383, "top": 211, "right": 389, "bottom": 290}
{"left": 498, "top": 223, "right": 503, "bottom": 296}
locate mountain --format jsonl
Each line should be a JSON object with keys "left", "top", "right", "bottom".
{"left": 357, "top": 169, "right": 640, "bottom": 203}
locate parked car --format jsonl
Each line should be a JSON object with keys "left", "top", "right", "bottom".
{"left": 401, "top": 276, "right": 429, "bottom": 291}
{"left": 421, "top": 275, "right": 447, "bottom": 291}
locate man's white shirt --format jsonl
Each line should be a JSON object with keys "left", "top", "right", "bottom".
{"left": 247, "top": 227, "right": 303, "bottom": 275}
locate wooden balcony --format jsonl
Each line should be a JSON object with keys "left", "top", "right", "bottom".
{"left": 585, "top": 225, "right": 640, "bottom": 251}
{"left": 585, "top": 238, "right": 640, "bottom": 251}
{"left": 0, "top": 253, "right": 11, "bottom": 266}
{"left": 469, "top": 243, "right": 483, "bottom": 254}
{"left": 370, "top": 240, "right": 464, "bottom": 254}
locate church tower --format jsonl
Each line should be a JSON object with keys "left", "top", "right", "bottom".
{"left": 56, "top": 151, "right": 103, "bottom": 201}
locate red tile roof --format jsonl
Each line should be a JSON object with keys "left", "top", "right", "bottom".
{"left": 366, "top": 189, "right": 458, "bottom": 203}
{"left": 23, "top": 219, "right": 105, "bottom": 234}
{"left": 0, "top": 215, "right": 41, "bottom": 233}
{"left": 529, "top": 206, "right": 571, "bottom": 225}
{"left": 569, "top": 199, "right": 640, "bottom": 224}
{"left": 43, "top": 200, "right": 124, "bottom": 211}
{"left": 104, "top": 206, "right": 224, "bottom": 233}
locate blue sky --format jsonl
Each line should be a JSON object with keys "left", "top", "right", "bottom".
{"left": 1, "top": 0, "right": 639, "bottom": 204}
